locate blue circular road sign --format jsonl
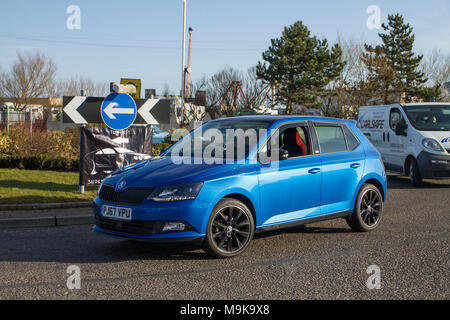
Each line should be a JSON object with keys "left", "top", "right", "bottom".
{"left": 100, "top": 93, "right": 137, "bottom": 130}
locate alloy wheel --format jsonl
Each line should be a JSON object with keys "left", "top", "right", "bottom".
{"left": 211, "top": 205, "right": 251, "bottom": 254}
{"left": 359, "top": 189, "right": 382, "bottom": 227}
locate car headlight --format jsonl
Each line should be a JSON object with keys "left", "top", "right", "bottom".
{"left": 147, "top": 182, "right": 203, "bottom": 202}
{"left": 422, "top": 138, "right": 444, "bottom": 152}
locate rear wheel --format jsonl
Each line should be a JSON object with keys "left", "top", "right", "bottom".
{"left": 409, "top": 158, "right": 422, "bottom": 187}
{"left": 203, "top": 198, "right": 254, "bottom": 258}
{"left": 346, "top": 184, "right": 383, "bottom": 232}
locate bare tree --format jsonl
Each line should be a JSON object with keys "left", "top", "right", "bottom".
{"left": 321, "top": 36, "right": 367, "bottom": 118}
{"left": 190, "top": 66, "right": 241, "bottom": 118}
{"left": 420, "top": 49, "right": 450, "bottom": 101}
{"left": 0, "top": 51, "right": 57, "bottom": 111}
{"left": 191, "top": 66, "right": 269, "bottom": 118}
{"left": 57, "top": 75, "right": 109, "bottom": 97}
{"left": 243, "top": 66, "right": 271, "bottom": 108}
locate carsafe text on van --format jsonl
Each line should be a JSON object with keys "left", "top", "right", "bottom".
{"left": 357, "top": 103, "right": 450, "bottom": 186}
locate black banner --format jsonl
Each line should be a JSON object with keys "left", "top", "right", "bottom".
{"left": 79, "top": 126, "right": 153, "bottom": 186}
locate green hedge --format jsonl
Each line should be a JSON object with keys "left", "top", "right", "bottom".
{"left": 0, "top": 155, "right": 79, "bottom": 171}
{"left": 152, "top": 142, "right": 172, "bottom": 157}
{"left": 0, "top": 142, "right": 172, "bottom": 171}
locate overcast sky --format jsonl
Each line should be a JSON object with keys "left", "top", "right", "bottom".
{"left": 1, "top": 0, "right": 449, "bottom": 95}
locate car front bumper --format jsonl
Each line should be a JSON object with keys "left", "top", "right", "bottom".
{"left": 92, "top": 196, "right": 209, "bottom": 242}
{"left": 416, "top": 151, "right": 450, "bottom": 179}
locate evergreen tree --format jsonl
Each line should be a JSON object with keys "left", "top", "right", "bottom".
{"left": 256, "top": 21, "right": 345, "bottom": 114}
{"left": 361, "top": 44, "right": 397, "bottom": 104}
{"left": 378, "top": 13, "right": 427, "bottom": 101}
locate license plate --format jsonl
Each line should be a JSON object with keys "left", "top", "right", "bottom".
{"left": 102, "top": 205, "right": 132, "bottom": 221}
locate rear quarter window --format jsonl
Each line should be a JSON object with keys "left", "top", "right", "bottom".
{"left": 343, "top": 125, "right": 360, "bottom": 150}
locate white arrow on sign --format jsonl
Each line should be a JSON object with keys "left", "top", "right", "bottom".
{"left": 63, "top": 96, "right": 88, "bottom": 124}
{"left": 103, "top": 102, "right": 135, "bottom": 120}
{"left": 138, "top": 99, "right": 159, "bottom": 124}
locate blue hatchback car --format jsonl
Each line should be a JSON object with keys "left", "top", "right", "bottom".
{"left": 93, "top": 116, "right": 387, "bottom": 258}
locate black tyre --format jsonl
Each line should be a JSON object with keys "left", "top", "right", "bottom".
{"left": 346, "top": 183, "right": 383, "bottom": 232}
{"left": 409, "top": 158, "right": 422, "bottom": 187}
{"left": 203, "top": 198, "right": 255, "bottom": 258}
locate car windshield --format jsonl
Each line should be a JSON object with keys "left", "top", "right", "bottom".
{"left": 402, "top": 105, "right": 450, "bottom": 131}
{"left": 165, "top": 118, "right": 273, "bottom": 159}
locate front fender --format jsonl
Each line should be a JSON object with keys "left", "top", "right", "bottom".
{"left": 196, "top": 176, "right": 260, "bottom": 233}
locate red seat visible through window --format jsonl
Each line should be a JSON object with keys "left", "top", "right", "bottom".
{"left": 295, "top": 130, "right": 307, "bottom": 155}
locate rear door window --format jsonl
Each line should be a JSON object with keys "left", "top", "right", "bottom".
{"left": 314, "top": 125, "right": 347, "bottom": 153}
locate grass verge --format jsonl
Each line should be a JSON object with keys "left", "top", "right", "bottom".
{"left": 0, "top": 169, "right": 97, "bottom": 204}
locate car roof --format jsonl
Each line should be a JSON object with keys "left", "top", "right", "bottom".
{"left": 212, "top": 115, "right": 354, "bottom": 126}
{"left": 401, "top": 102, "right": 450, "bottom": 107}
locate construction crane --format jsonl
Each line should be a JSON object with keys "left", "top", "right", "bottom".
{"left": 183, "top": 27, "right": 193, "bottom": 98}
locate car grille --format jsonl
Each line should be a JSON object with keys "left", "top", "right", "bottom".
{"left": 99, "top": 184, "right": 154, "bottom": 205}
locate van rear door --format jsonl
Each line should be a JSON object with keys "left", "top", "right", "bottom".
{"left": 358, "top": 107, "right": 388, "bottom": 160}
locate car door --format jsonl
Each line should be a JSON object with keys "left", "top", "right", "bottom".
{"left": 313, "top": 122, "right": 365, "bottom": 215}
{"left": 384, "top": 107, "right": 407, "bottom": 172}
{"left": 257, "top": 122, "right": 322, "bottom": 227}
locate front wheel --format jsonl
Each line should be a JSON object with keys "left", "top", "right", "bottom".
{"left": 346, "top": 184, "right": 383, "bottom": 232}
{"left": 203, "top": 198, "right": 255, "bottom": 258}
{"left": 409, "top": 158, "right": 422, "bottom": 187}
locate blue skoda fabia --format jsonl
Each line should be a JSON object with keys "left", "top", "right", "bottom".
{"left": 93, "top": 116, "right": 387, "bottom": 258}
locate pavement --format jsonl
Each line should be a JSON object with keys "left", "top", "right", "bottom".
{"left": 0, "top": 174, "right": 448, "bottom": 299}
{"left": 0, "top": 208, "right": 93, "bottom": 229}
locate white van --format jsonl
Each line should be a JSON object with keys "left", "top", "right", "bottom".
{"left": 357, "top": 103, "right": 450, "bottom": 186}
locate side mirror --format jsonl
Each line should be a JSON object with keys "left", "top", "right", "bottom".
{"left": 257, "top": 148, "right": 289, "bottom": 164}
{"left": 395, "top": 123, "right": 407, "bottom": 136}
{"left": 279, "top": 148, "right": 289, "bottom": 161}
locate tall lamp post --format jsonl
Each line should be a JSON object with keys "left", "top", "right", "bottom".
{"left": 180, "top": 0, "right": 187, "bottom": 127}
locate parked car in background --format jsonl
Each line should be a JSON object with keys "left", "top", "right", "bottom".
{"left": 358, "top": 103, "right": 450, "bottom": 186}
{"left": 93, "top": 116, "right": 387, "bottom": 258}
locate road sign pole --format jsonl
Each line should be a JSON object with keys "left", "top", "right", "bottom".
{"left": 181, "top": 0, "right": 187, "bottom": 126}
{"left": 6, "top": 103, "right": 10, "bottom": 133}
{"left": 79, "top": 125, "right": 86, "bottom": 194}
{"left": 79, "top": 90, "right": 86, "bottom": 194}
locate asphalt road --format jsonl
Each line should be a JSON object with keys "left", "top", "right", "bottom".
{"left": 0, "top": 175, "right": 448, "bottom": 300}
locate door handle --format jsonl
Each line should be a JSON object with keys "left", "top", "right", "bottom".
{"left": 308, "top": 168, "right": 321, "bottom": 174}
{"left": 350, "top": 163, "right": 361, "bottom": 169}
{"left": 387, "top": 132, "right": 390, "bottom": 142}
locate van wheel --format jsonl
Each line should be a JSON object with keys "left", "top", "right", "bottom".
{"left": 203, "top": 198, "right": 254, "bottom": 258}
{"left": 409, "top": 158, "right": 422, "bottom": 187}
{"left": 346, "top": 184, "right": 383, "bottom": 232}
